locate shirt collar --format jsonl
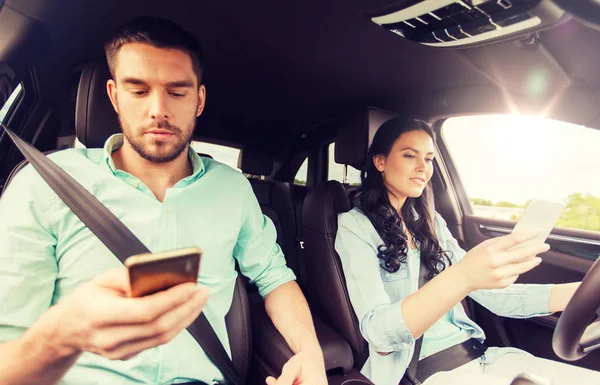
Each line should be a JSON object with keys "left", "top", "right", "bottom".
{"left": 101, "top": 134, "right": 205, "bottom": 185}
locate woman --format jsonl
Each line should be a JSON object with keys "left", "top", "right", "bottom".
{"left": 334, "top": 117, "right": 598, "bottom": 385}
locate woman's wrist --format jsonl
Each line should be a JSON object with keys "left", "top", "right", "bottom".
{"left": 446, "top": 262, "right": 475, "bottom": 296}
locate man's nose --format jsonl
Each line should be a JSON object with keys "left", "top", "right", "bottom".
{"left": 148, "top": 92, "right": 170, "bottom": 120}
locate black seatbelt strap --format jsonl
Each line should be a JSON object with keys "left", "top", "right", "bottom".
{"left": 403, "top": 191, "right": 436, "bottom": 385}
{"left": 402, "top": 259, "right": 429, "bottom": 385}
{"left": 289, "top": 185, "right": 305, "bottom": 287}
{"left": 2, "top": 123, "right": 242, "bottom": 385}
{"left": 290, "top": 186, "right": 304, "bottom": 250}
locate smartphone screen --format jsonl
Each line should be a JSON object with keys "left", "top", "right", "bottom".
{"left": 509, "top": 200, "right": 565, "bottom": 251}
{"left": 125, "top": 247, "right": 201, "bottom": 297}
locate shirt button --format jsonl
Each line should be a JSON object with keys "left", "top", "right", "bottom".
{"left": 167, "top": 207, "right": 173, "bottom": 214}
{"left": 402, "top": 343, "right": 408, "bottom": 347}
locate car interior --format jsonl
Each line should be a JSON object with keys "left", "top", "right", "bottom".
{"left": 1, "top": 0, "right": 600, "bottom": 384}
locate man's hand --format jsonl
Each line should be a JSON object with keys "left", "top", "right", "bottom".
{"left": 38, "top": 268, "right": 208, "bottom": 361}
{"left": 265, "top": 350, "right": 327, "bottom": 385}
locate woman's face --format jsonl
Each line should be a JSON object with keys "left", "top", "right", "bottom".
{"left": 373, "top": 129, "right": 435, "bottom": 204}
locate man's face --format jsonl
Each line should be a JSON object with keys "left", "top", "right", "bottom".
{"left": 106, "top": 42, "right": 206, "bottom": 163}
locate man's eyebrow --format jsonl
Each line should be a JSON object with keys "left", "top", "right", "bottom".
{"left": 400, "top": 146, "right": 435, "bottom": 155}
{"left": 165, "top": 80, "right": 195, "bottom": 88}
{"left": 121, "top": 77, "right": 148, "bottom": 86}
{"left": 120, "top": 78, "right": 195, "bottom": 88}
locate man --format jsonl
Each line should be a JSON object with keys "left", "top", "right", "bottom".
{"left": 0, "top": 17, "right": 326, "bottom": 385}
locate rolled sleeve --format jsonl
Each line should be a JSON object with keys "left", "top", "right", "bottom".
{"left": 361, "top": 300, "right": 416, "bottom": 352}
{"left": 233, "top": 180, "right": 295, "bottom": 298}
{"left": 335, "top": 212, "right": 413, "bottom": 353}
{"left": 470, "top": 283, "right": 553, "bottom": 318}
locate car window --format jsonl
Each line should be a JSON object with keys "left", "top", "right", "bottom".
{"left": 442, "top": 115, "right": 600, "bottom": 232}
{"left": 190, "top": 141, "right": 241, "bottom": 172}
{"left": 0, "top": 84, "right": 23, "bottom": 124}
{"left": 328, "top": 143, "right": 361, "bottom": 186}
{"left": 294, "top": 158, "right": 308, "bottom": 186}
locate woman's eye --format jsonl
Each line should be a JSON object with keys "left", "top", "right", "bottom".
{"left": 132, "top": 90, "right": 147, "bottom": 96}
{"left": 170, "top": 92, "right": 185, "bottom": 97}
{"left": 426, "top": 158, "right": 434, "bottom": 163}
{"left": 404, "top": 154, "right": 415, "bottom": 159}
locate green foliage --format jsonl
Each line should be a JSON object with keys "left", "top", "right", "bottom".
{"left": 495, "top": 201, "right": 524, "bottom": 208}
{"left": 471, "top": 194, "right": 600, "bottom": 232}
{"left": 556, "top": 193, "right": 600, "bottom": 232}
{"left": 470, "top": 198, "right": 492, "bottom": 206}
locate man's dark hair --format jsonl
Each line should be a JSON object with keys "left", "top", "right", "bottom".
{"left": 104, "top": 17, "right": 204, "bottom": 85}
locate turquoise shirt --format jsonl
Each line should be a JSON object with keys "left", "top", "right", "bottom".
{"left": 0, "top": 134, "right": 296, "bottom": 385}
{"left": 419, "top": 305, "right": 470, "bottom": 360}
{"left": 335, "top": 207, "right": 553, "bottom": 385}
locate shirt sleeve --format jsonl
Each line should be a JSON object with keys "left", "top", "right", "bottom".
{"left": 0, "top": 167, "right": 58, "bottom": 342}
{"left": 335, "top": 212, "right": 415, "bottom": 353}
{"left": 435, "top": 213, "right": 553, "bottom": 318}
{"left": 232, "top": 178, "right": 296, "bottom": 298}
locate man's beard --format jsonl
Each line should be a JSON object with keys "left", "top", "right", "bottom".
{"left": 119, "top": 117, "right": 194, "bottom": 164}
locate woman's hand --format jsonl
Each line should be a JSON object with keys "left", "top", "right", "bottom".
{"left": 455, "top": 230, "right": 550, "bottom": 291}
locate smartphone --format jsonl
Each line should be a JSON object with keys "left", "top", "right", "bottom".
{"left": 124, "top": 247, "right": 201, "bottom": 297}
{"left": 509, "top": 200, "right": 565, "bottom": 251}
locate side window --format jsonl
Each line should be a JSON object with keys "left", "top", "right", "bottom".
{"left": 442, "top": 115, "right": 600, "bottom": 233}
{"left": 294, "top": 158, "right": 308, "bottom": 186}
{"left": 190, "top": 141, "right": 241, "bottom": 172}
{"left": 0, "top": 84, "right": 23, "bottom": 124}
{"left": 328, "top": 143, "right": 361, "bottom": 186}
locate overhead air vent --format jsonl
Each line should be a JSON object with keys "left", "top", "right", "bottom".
{"left": 370, "top": 0, "right": 566, "bottom": 48}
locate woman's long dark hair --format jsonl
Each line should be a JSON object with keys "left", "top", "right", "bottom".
{"left": 349, "top": 117, "right": 452, "bottom": 278}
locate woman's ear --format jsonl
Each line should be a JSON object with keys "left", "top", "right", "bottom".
{"left": 373, "top": 155, "right": 385, "bottom": 172}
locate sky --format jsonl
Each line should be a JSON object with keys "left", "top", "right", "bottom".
{"left": 442, "top": 115, "right": 600, "bottom": 205}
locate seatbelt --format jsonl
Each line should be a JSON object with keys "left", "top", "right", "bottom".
{"left": 402, "top": 259, "right": 429, "bottom": 385}
{"left": 289, "top": 185, "right": 305, "bottom": 287}
{"left": 290, "top": 186, "right": 304, "bottom": 250}
{"left": 402, "top": 190, "right": 437, "bottom": 385}
{"left": 1, "top": 123, "right": 242, "bottom": 385}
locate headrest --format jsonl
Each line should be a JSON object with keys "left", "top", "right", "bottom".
{"left": 237, "top": 147, "right": 273, "bottom": 176}
{"left": 302, "top": 180, "right": 350, "bottom": 236}
{"left": 75, "top": 61, "right": 121, "bottom": 148}
{"left": 334, "top": 107, "right": 398, "bottom": 170}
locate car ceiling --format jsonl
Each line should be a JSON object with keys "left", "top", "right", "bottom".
{"left": 4, "top": 0, "right": 600, "bottom": 158}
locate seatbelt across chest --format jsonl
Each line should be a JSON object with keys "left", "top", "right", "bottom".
{"left": 1, "top": 123, "right": 242, "bottom": 385}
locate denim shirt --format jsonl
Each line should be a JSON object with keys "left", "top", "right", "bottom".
{"left": 334, "top": 208, "right": 553, "bottom": 385}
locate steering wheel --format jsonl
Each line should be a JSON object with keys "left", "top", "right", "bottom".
{"left": 552, "top": 0, "right": 600, "bottom": 31}
{"left": 552, "top": 256, "right": 600, "bottom": 360}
